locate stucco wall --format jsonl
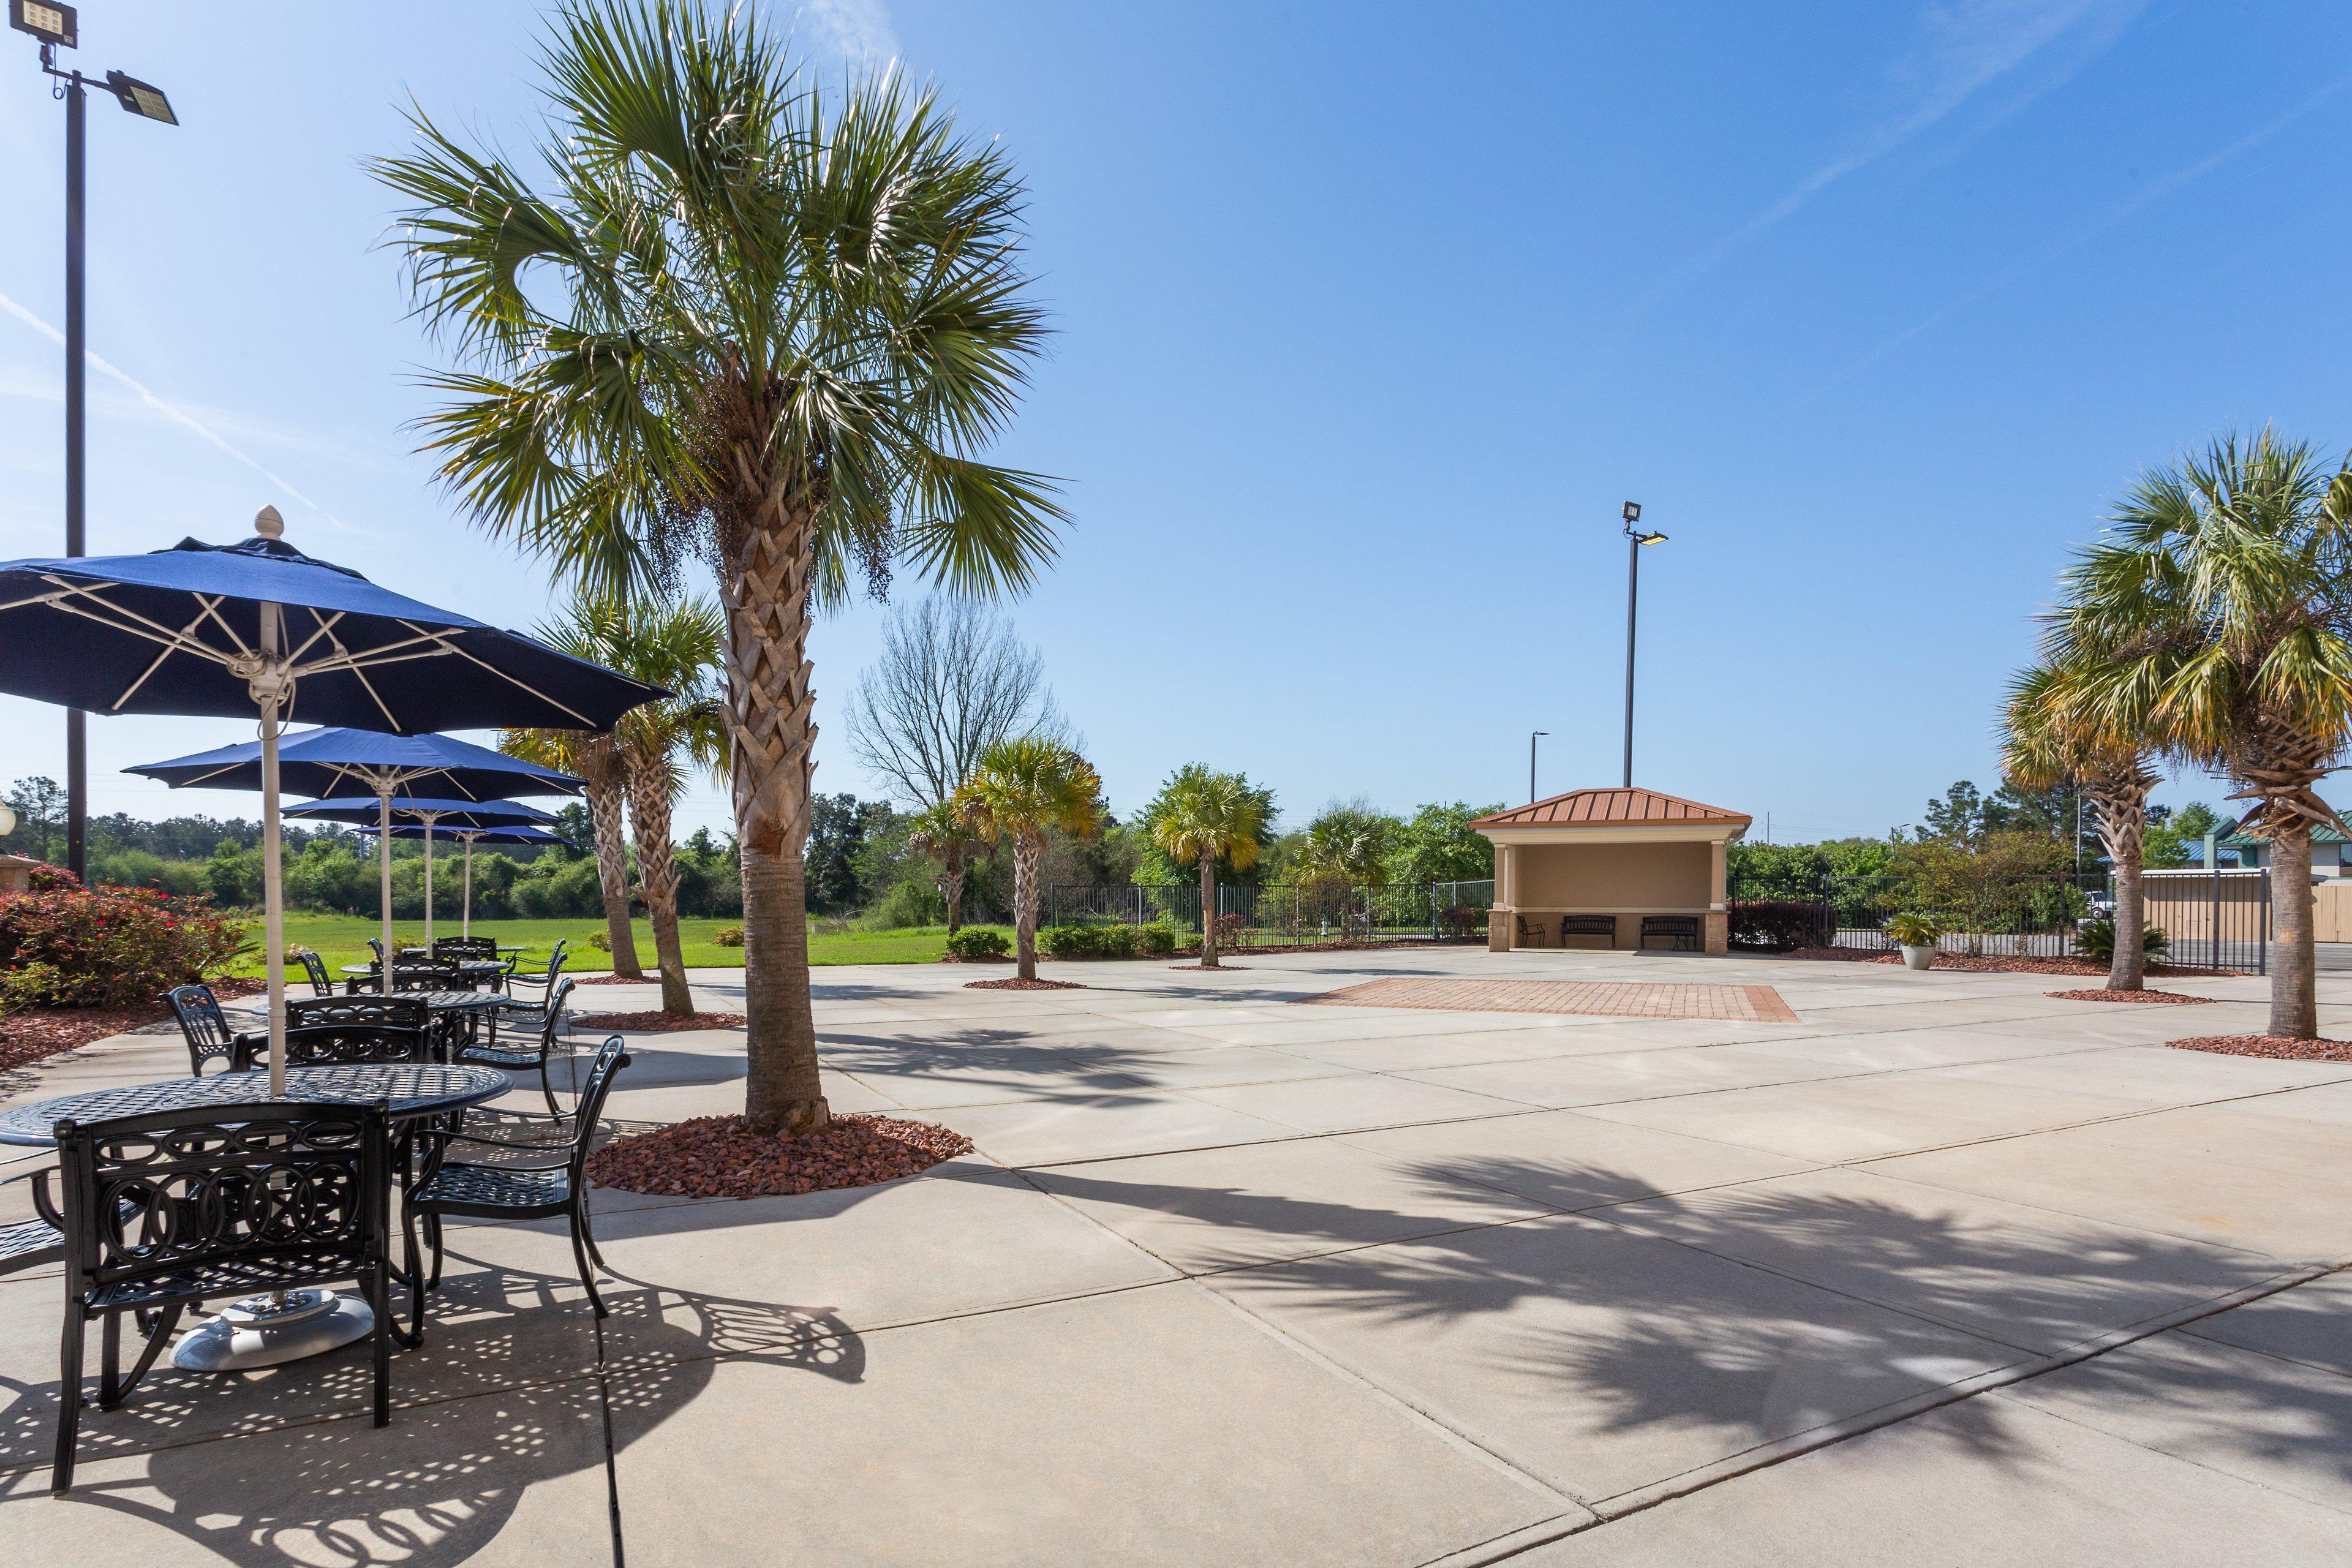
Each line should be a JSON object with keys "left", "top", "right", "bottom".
{"left": 1512, "top": 842, "right": 1711, "bottom": 910}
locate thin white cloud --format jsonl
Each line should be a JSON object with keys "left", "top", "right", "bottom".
{"left": 1662, "top": 1, "right": 2148, "bottom": 289}
{"left": 0, "top": 288, "right": 345, "bottom": 529}
{"left": 802, "top": 0, "right": 898, "bottom": 64}
{"left": 1807, "top": 75, "right": 2350, "bottom": 398}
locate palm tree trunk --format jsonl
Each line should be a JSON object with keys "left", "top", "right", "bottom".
{"left": 584, "top": 755, "right": 644, "bottom": 981}
{"left": 721, "top": 494, "right": 829, "bottom": 1136}
{"left": 2268, "top": 818, "right": 2318, "bottom": 1038}
{"left": 1199, "top": 850, "right": 1218, "bottom": 968}
{"left": 2091, "top": 775, "right": 2152, "bottom": 991}
{"left": 941, "top": 850, "right": 965, "bottom": 935}
{"left": 627, "top": 748, "right": 695, "bottom": 1019}
{"left": 1013, "top": 833, "right": 1041, "bottom": 981}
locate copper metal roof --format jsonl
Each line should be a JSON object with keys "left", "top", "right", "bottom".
{"left": 1470, "top": 788, "right": 1752, "bottom": 829}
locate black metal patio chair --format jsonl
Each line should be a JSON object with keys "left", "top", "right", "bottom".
{"left": 404, "top": 1036, "right": 630, "bottom": 1333}
{"left": 160, "top": 984, "right": 251, "bottom": 1076}
{"left": 42, "top": 1099, "right": 395, "bottom": 1493}
{"left": 501, "top": 940, "right": 567, "bottom": 1003}
{"left": 431, "top": 936, "right": 500, "bottom": 965}
{"left": 231, "top": 1022, "right": 440, "bottom": 1074}
{"left": 293, "top": 950, "right": 336, "bottom": 998}
{"left": 458, "top": 976, "right": 576, "bottom": 1117}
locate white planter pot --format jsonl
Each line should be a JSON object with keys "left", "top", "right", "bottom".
{"left": 1900, "top": 944, "right": 1936, "bottom": 971}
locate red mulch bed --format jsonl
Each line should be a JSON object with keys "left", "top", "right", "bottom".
{"left": 0, "top": 977, "right": 265, "bottom": 1072}
{"left": 2045, "top": 989, "right": 2214, "bottom": 1005}
{"left": 575, "top": 973, "right": 657, "bottom": 986}
{"left": 1782, "top": 948, "right": 2226, "bottom": 978}
{"left": 586, "top": 1112, "right": 974, "bottom": 1198}
{"left": 1167, "top": 963, "right": 1251, "bottom": 971}
{"left": 965, "top": 976, "right": 1085, "bottom": 990}
{"left": 2168, "top": 1035, "right": 2352, "bottom": 1062}
{"left": 575, "top": 1011, "right": 745, "bottom": 1033}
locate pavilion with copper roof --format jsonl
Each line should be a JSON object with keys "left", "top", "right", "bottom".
{"left": 1469, "top": 788, "right": 1752, "bottom": 956}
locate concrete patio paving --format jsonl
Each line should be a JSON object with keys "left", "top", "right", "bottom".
{"left": 1, "top": 944, "right": 2348, "bottom": 1565}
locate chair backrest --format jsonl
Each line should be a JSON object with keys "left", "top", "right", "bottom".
{"left": 366, "top": 937, "right": 385, "bottom": 963}
{"left": 54, "top": 1099, "right": 390, "bottom": 1306}
{"left": 233, "top": 1023, "right": 438, "bottom": 1072}
{"left": 566, "top": 1036, "right": 632, "bottom": 1191}
{"left": 432, "top": 936, "right": 498, "bottom": 963}
{"left": 285, "top": 994, "right": 430, "bottom": 1030}
{"left": 390, "top": 962, "right": 461, "bottom": 993}
{"left": 160, "top": 984, "right": 238, "bottom": 1074}
{"left": 537, "top": 976, "right": 579, "bottom": 1052}
{"left": 293, "top": 950, "right": 334, "bottom": 997}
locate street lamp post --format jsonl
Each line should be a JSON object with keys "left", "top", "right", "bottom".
{"left": 1619, "top": 502, "right": 1667, "bottom": 790}
{"left": 10, "top": 2, "right": 177, "bottom": 884}
{"left": 1529, "top": 731, "right": 1548, "bottom": 805}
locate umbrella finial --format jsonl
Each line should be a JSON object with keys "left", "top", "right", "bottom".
{"left": 254, "top": 505, "right": 284, "bottom": 540}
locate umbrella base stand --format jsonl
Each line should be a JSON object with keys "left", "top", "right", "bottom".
{"left": 172, "top": 1288, "right": 374, "bottom": 1371}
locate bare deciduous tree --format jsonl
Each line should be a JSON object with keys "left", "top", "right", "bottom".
{"left": 843, "top": 597, "right": 1065, "bottom": 807}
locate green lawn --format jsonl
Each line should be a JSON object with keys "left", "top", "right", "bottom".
{"left": 224, "top": 914, "right": 948, "bottom": 976}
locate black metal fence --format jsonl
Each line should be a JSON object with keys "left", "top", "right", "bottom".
{"left": 1041, "top": 878, "right": 1496, "bottom": 946}
{"left": 1727, "top": 865, "right": 2271, "bottom": 973}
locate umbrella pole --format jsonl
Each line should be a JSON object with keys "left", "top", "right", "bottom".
{"left": 462, "top": 835, "right": 474, "bottom": 938}
{"left": 423, "top": 821, "right": 434, "bottom": 951}
{"left": 258, "top": 605, "right": 287, "bottom": 1101}
{"left": 379, "top": 789, "right": 394, "bottom": 995}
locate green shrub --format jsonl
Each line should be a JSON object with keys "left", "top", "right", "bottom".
{"left": 0, "top": 885, "right": 249, "bottom": 1008}
{"left": 946, "top": 926, "right": 1010, "bottom": 960}
{"left": 1729, "top": 900, "right": 1829, "bottom": 952}
{"left": 1135, "top": 922, "right": 1177, "bottom": 957}
{"left": 1041, "top": 922, "right": 1099, "bottom": 958}
{"left": 714, "top": 926, "right": 744, "bottom": 948}
{"left": 586, "top": 929, "right": 611, "bottom": 952}
{"left": 2075, "top": 918, "right": 2169, "bottom": 963}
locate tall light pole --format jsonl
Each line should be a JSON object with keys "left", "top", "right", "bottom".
{"left": 1619, "top": 501, "right": 1667, "bottom": 789}
{"left": 10, "top": 2, "right": 178, "bottom": 883}
{"left": 1529, "top": 731, "right": 1548, "bottom": 805}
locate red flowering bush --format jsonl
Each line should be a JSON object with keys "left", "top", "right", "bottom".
{"left": 23, "top": 861, "right": 82, "bottom": 892}
{"left": 0, "top": 884, "right": 251, "bottom": 1009}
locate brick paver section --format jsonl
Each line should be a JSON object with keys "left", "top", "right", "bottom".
{"left": 1303, "top": 976, "right": 1800, "bottom": 1023}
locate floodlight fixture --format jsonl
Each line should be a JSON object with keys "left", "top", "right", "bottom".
{"left": 1621, "top": 500, "right": 1640, "bottom": 524}
{"left": 9, "top": 1, "right": 75, "bottom": 49}
{"left": 103, "top": 67, "right": 172, "bottom": 123}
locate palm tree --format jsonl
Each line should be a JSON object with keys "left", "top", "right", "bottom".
{"left": 905, "top": 799, "right": 987, "bottom": 934}
{"left": 957, "top": 737, "right": 1101, "bottom": 981}
{"left": 375, "top": 3, "right": 1062, "bottom": 1133}
{"left": 609, "top": 601, "right": 728, "bottom": 1017}
{"left": 1148, "top": 766, "right": 1272, "bottom": 968}
{"left": 503, "top": 722, "right": 641, "bottom": 983}
{"left": 2052, "top": 430, "right": 2352, "bottom": 1037}
{"left": 2000, "top": 664, "right": 2162, "bottom": 991}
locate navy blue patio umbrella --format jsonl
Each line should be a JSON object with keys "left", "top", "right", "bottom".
{"left": 132, "top": 732, "right": 586, "bottom": 985}
{"left": 0, "top": 508, "right": 660, "bottom": 1095}
{"left": 288, "top": 796, "right": 562, "bottom": 940}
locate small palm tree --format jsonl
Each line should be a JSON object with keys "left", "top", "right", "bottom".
{"left": 2000, "top": 663, "right": 2162, "bottom": 991}
{"left": 957, "top": 737, "right": 1101, "bottom": 981}
{"left": 376, "top": 3, "right": 1062, "bottom": 1132}
{"left": 609, "top": 601, "right": 728, "bottom": 1017}
{"left": 1148, "top": 766, "right": 1272, "bottom": 968}
{"left": 905, "top": 799, "right": 988, "bottom": 934}
{"left": 2052, "top": 429, "right": 2352, "bottom": 1036}
{"left": 503, "top": 718, "right": 642, "bottom": 983}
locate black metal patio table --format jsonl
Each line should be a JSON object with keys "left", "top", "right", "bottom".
{"left": 0, "top": 1063, "right": 512, "bottom": 1147}
{"left": 0, "top": 1064, "right": 512, "bottom": 1365}
{"left": 339, "top": 960, "right": 511, "bottom": 987}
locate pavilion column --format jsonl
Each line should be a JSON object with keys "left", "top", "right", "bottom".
{"left": 1706, "top": 837, "right": 1729, "bottom": 956}
{"left": 1490, "top": 843, "right": 1514, "bottom": 952}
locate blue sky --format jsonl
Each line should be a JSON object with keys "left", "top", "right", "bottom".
{"left": 4, "top": 1, "right": 2350, "bottom": 842}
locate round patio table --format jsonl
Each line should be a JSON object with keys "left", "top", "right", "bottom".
{"left": 0, "top": 1063, "right": 511, "bottom": 1370}
{"left": 339, "top": 960, "right": 510, "bottom": 984}
{"left": 0, "top": 1062, "right": 511, "bottom": 1147}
